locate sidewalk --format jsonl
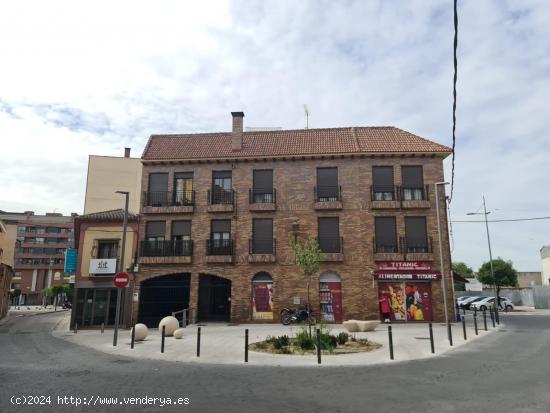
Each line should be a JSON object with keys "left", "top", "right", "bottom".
{"left": 53, "top": 313, "right": 500, "bottom": 367}
{"left": 9, "top": 305, "right": 70, "bottom": 315}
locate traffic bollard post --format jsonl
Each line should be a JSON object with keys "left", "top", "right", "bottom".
{"left": 101, "top": 322, "right": 105, "bottom": 334}
{"left": 462, "top": 316, "right": 467, "bottom": 340}
{"left": 197, "top": 327, "right": 201, "bottom": 357}
{"left": 131, "top": 325, "right": 135, "bottom": 349}
{"left": 490, "top": 308, "right": 496, "bottom": 328}
{"left": 429, "top": 323, "right": 435, "bottom": 354}
{"left": 388, "top": 326, "right": 394, "bottom": 360}
{"left": 161, "top": 325, "right": 165, "bottom": 353}
{"left": 316, "top": 328, "right": 321, "bottom": 364}
{"left": 447, "top": 322, "right": 453, "bottom": 346}
{"left": 74, "top": 322, "right": 78, "bottom": 334}
{"left": 245, "top": 329, "right": 249, "bottom": 363}
{"left": 474, "top": 314, "right": 478, "bottom": 335}
{"left": 483, "top": 309, "right": 488, "bottom": 331}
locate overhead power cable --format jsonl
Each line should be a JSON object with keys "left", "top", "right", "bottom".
{"left": 449, "top": 0, "right": 458, "bottom": 203}
{"left": 452, "top": 216, "right": 550, "bottom": 223}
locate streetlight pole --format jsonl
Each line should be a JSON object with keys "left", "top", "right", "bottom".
{"left": 113, "top": 191, "right": 129, "bottom": 347}
{"left": 435, "top": 181, "right": 451, "bottom": 343}
{"left": 468, "top": 196, "right": 499, "bottom": 324}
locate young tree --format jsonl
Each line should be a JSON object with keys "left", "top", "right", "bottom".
{"left": 477, "top": 258, "right": 518, "bottom": 298}
{"left": 288, "top": 235, "right": 323, "bottom": 337}
{"left": 452, "top": 262, "right": 474, "bottom": 292}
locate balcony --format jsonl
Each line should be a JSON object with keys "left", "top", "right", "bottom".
{"left": 370, "top": 186, "right": 400, "bottom": 209}
{"left": 139, "top": 240, "right": 193, "bottom": 264}
{"left": 248, "top": 238, "right": 276, "bottom": 263}
{"left": 402, "top": 236, "right": 434, "bottom": 261}
{"left": 249, "top": 189, "right": 276, "bottom": 212}
{"left": 318, "top": 237, "right": 344, "bottom": 262}
{"left": 142, "top": 190, "right": 195, "bottom": 214}
{"left": 373, "top": 236, "right": 403, "bottom": 261}
{"left": 205, "top": 239, "right": 234, "bottom": 263}
{"left": 207, "top": 189, "right": 234, "bottom": 213}
{"left": 314, "top": 186, "right": 342, "bottom": 210}
{"left": 400, "top": 185, "right": 430, "bottom": 209}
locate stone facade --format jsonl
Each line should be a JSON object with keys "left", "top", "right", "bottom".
{"left": 135, "top": 154, "right": 455, "bottom": 324}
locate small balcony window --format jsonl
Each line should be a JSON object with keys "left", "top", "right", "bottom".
{"left": 372, "top": 166, "right": 395, "bottom": 200}
{"left": 316, "top": 167, "right": 340, "bottom": 202}
{"left": 402, "top": 166, "right": 425, "bottom": 201}
{"left": 375, "top": 217, "right": 398, "bottom": 253}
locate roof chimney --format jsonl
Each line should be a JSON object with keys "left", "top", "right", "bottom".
{"left": 231, "top": 112, "right": 244, "bottom": 151}
{"left": 124, "top": 147, "right": 131, "bottom": 158}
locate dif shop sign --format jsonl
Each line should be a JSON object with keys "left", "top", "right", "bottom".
{"left": 89, "top": 258, "right": 117, "bottom": 275}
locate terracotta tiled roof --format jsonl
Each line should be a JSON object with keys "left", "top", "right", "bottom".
{"left": 76, "top": 209, "right": 137, "bottom": 222}
{"left": 142, "top": 127, "right": 451, "bottom": 161}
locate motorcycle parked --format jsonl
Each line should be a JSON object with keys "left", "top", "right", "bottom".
{"left": 280, "top": 306, "right": 316, "bottom": 325}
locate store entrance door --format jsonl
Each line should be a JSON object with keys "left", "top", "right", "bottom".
{"left": 198, "top": 274, "right": 231, "bottom": 322}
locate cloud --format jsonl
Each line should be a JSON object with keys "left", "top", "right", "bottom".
{"left": 0, "top": 0, "right": 548, "bottom": 270}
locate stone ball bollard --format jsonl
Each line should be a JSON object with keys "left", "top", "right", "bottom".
{"left": 173, "top": 328, "right": 185, "bottom": 339}
{"left": 133, "top": 323, "right": 149, "bottom": 341}
{"left": 158, "top": 316, "right": 179, "bottom": 337}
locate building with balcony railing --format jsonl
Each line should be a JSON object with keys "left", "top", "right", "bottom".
{"left": 134, "top": 111, "right": 454, "bottom": 326}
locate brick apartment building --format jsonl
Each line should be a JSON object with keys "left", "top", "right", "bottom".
{"left": 132, "top": 112, "right": 454, "bottom": 326}
{"left": 0, "top": 211, "right": 75, "bottom": 305}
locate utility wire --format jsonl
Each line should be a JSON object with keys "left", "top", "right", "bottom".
{"left": 449, "top": 0, "right": 458, "bottom": 203}
{"left": 452, "top": 216, "right": 550, "bottom": 223}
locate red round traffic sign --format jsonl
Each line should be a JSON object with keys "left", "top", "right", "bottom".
{"left": 113, "top": 272, "right": 130, "bottom": 288}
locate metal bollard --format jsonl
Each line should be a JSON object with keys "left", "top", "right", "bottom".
{"left": 490, "top": 308, "right": 496, "bottom": 328}
{"left": 429, "top": 323, "right": 435, "bottom": 354}
{"left": 74, "top": 322, "right": 78, "bottom": 334}
{"left": 483, "top": 309, "right": 488, "bottom": 331}
{"left": 462, "top": 306, "right": 466, "bottom": 316}
{"left": 474, "top": 315, "right": 478, "bottom": 335}
{"left": 101, "top": 322, "right": 105, "bottom": 334}
{"left": 462, "top": 316, "right": 467, "bottom": 340}
{"left": 131, "top": 325, "right": 135, "bottom": 349}
{"left": 388, "top": 326, "right": 394, "bottom": 360}
{"left": 245, "top": 329, "right": 249, "bottom": 363}
{"left": 316, "top": 328, "right": 321, "bottom": 364}
{"left": 161, "top": 325, "right": 165, "bottom": 353}
{"left": 196, "top": 327, "right": 201, "bottom": 357}
{"left": 447, "top": 322, "right": 453, "bottom": 346}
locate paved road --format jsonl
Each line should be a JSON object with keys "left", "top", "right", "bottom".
{"left": 1, "top": 312, "right": 548, "bottom": 412}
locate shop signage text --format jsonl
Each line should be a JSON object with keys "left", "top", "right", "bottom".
{"left": 89, "top": 258, "right": 117, "bottom": 275}
{"left": 374, "top": 272, "right": 441, "bottom": 280}
{"left": 376, "top": 261, "right": 432, "bottom": 271}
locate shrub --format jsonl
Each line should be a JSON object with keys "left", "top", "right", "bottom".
{"left": 320, "top": 333, "right": 338, "bottom": 351}
{"left": 336, "top": 332, "right": 349, "bottom": 345}
{"left": 296, "top": 330, "right": 315, "bottom": 350}
{"left": 270, "top": 335, "right": 290, "bottom": 350}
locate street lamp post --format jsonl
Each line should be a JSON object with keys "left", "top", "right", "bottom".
{"left": 467, "top": 196, "right": 499, "bottom": 324}
{"left": 434, "top": 181, "right": 451, "bottom": 343}
{"left": 113, "top": 191, "right": 129, "bottom": 347}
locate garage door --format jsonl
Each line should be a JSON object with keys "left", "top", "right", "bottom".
{"left": 138, "top": 273, "right": 190, "bottom": 328}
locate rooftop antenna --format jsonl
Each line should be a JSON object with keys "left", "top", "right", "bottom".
{"left": 303, "top": 104, "right": 309, "bottom": 129}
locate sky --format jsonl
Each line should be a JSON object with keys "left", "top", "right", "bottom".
{"left": 0, "top": 1, "right": 548, "bottom": 271}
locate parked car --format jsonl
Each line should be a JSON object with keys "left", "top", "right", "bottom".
{"left": 457, "top": 296, "right": 474, "bottom": 306}
{"left": 471, "top": 296, "right": 514, "bottom": 312}
{"left": 461, "top": 296, "right": 488, "bottom": 310}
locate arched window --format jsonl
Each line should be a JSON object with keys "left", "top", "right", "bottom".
{"left": 252, "top": 272, "right": 273, "bottom": 320}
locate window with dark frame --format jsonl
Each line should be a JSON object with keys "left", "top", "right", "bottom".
{"left": 252, "top": 170, "right": 274, "bottom": 203}
{"left": 148, "top": 173, "right": 169, "bottom": 206}
{"left": 252, "top": 218, "right": 273, "bottom": 254}
{"left": 405, "top": 217, "right": 428, "bottom": 253}
{"left": 316, "top": 167, "right": 339, "bottom": 202}
{"left": 372, "top": 166, "right": 395, "bottom": 200}
{"left": 402, "top": 166, "right": 424, "bottom": 200}
{"left": 317, "top": 217, "right": 341, "bottom": 253}
{"left": 375, "top": 217, "right": 398, "bottom": 253}
{"left": 212, "top": 171, "right": 233, "bottom": 204}
{"left": 174, "top": 172, "right": 194, "bottom": 206}
{"left": 209, "top": 220, "right": 232, "bottom": 255}
{"left": 143, "top": 221, "right": 166, "bottom": 256}
{"left": 97, "top": 240, "right": 118, "bottom": 259}
{"left": 171, "top": 221, "right": 192, "bottom": 256}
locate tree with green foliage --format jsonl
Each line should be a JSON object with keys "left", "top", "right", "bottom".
{"left": 452, "top": 261, "right": 475, "bottom": 292}
{"left": 477, "top": 258, "right": 518, "bottom": 298}
{"left": 288, "top": 234, "right": 323, "bottom": 337}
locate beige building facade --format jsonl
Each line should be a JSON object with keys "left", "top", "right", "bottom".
{"left": 84, "top": 148, "right": 142, "bottom": 215}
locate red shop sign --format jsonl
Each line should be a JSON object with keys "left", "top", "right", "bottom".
{"left": 374, "top": 272, "right": 441, "bottom": 281}
{"left": 376, "top": 261, "right": 432, "bottom": 271}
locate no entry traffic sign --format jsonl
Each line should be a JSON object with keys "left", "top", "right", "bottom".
{"left": 113, "top": 272, "right": 130, "bottom": 288}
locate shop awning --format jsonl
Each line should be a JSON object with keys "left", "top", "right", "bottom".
{"left": 452, "top": 271, "right": 470, "bottom": 284}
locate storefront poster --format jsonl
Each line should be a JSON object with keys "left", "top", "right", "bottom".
{"left": 252, "top": 283, "right": 273, "bottom": 320}
{"left": 405, "top": 283, "right": 433, "bottom": 321}
{"left": 378, "top": 283, "right": 406, "bottom": 321}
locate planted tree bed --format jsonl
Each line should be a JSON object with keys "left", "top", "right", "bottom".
{"left": 249, "top": 330, "right": 381, "bottom": 355}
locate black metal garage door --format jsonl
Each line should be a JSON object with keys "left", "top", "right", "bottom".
{"left": 138, "top": 273, "right": 190, "bottom": 328}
